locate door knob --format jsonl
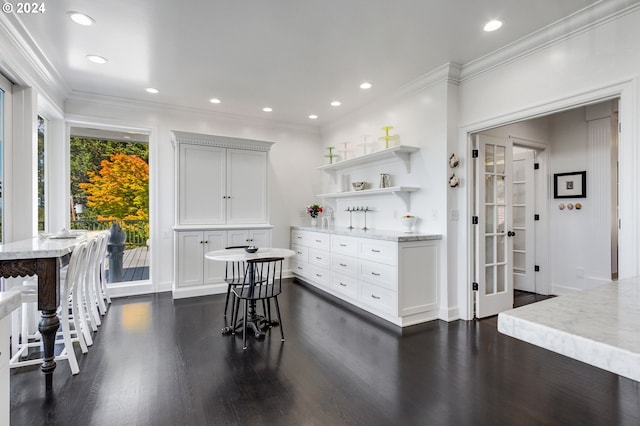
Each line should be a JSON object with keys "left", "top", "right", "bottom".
{"left": 507, "top": 231, "right": 516, "bottom": 237}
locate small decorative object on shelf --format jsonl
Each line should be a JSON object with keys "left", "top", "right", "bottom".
{"left": 379, "top": 173, "right": 391, "bottom": 188}
{"left": 378, "top": 126, "right": 399, "bottom": 149}
{"left": 558, "top": 203, "right": 566, "bottom": 210}
{"left": 306, "top": 204, "right": 323, "bottom": 227}
{"left": 567, "top": 203, "right": 574, "bottom": 210}
{"left": 400, "top": 215, "right": 417, "bottom": 233}
{"left": 339, "top": 142, "right": 350, "bottom": 161}
{"left": 449, "top": 153, "right": 460, "bottom": 168}
{"left": 325, "top": 146, "right": 338, "bottom": 164}
{"left": 359, "top": 134, "right": 372, "bottom": 155}
{"left": 575, "top": 203, "right": 582, "bottom": 210}
{"left": 352, "top": 181, "right": 367, "bottom": 191}
{"left": 449, "top": 173, "right": 459, "bottom": 188}
{"left": 245, "top": 246, "right": 258, "bottom": 253}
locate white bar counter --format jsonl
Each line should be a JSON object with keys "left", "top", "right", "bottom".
{"left": 498, "top": 278, "right": 640, "bottom": 382}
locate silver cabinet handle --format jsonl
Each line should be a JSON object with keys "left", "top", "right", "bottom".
{"left": 296, "top": 251, "right": 302, "bottom": 255}
{"left": 339, "top": 263, "right": 347, "bottom": 267}
{"left": 371, "top": 294, "right": 381, "bottom": 300}
{"left": 371, "top": 272, "right": 381, "bottom": 276}
{"left": 315, "top": 273, "right": 322, "bottom": 277}
{"left": 339, "top": 282, "right": 347, "bottom": 287}
{"left": 297, "top": 266, "right": 303, "bottom": 270}
{"left": 315, "top": 239, "right": 322, "bottom": 243}
{"left": 339, "top": 243, "right": 347, "bottom": 247}
{"left": 316, "top": 256, "right": 323, "bottom": 260}
{"left": 371, "top": 249, "right": 381, "bottom": 253}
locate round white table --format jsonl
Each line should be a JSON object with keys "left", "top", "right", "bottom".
{"left": 205, "top": 247, "right": 295, "bottom": 338}
{"left": 204, "top": 247, "right": 295, "bottom": 262}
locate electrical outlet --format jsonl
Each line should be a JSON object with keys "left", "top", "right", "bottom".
{"left": 576, "top": 267, "right": 585, "bottom": 278}
{"left": 450, "top": 209, "right": 459, "bottom": 221}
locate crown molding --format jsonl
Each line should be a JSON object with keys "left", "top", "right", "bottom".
{"left": 0, "top": 13, "right": 70, "bottom": 107}
{"left": 171, "top": 130, "right": 275, "bottom": 151}
{"left": 460, "top": 0, "right": 640, "bottom": 82}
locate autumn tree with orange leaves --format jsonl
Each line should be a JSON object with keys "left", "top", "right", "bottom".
{"left": 79, "top": 153, "right": 149, "bottom": 241}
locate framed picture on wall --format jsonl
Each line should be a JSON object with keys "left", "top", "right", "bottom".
{"left": 553, "top": 171, "right": 587, "bottom": 198}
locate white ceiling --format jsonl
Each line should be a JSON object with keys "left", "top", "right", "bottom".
{"left": 15, "top": 0, "right": 600, "bottom": 127}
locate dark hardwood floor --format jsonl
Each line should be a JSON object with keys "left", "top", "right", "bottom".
{"left": 10, "top": 279, "right": 640, "bottom": 425}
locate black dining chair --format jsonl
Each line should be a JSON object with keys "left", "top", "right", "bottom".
{"left": 223, "top": 246, "right": 250, "bottom": 319}
{"left": 231, "top": 257, "right": 285, "bottom": 350}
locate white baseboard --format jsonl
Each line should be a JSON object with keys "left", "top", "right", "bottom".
{"left": 172, "top": 283, "right": 228, "bottom": 299}
{"left": 438, "top": 306, "right": 460, "bottom": 322}
{"left": 108, "top": 281, "right": 154, "bottom": 298}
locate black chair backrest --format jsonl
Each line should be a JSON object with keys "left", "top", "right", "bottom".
{"left": 224, "top": 246, "right": 250, "bottom": 281}
{"left": 241, "top": 257, "right": 284, "bottom": 299}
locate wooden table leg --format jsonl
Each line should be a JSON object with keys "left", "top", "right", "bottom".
{"left": 36, "top": 258, "right": 61, "bottom": 389}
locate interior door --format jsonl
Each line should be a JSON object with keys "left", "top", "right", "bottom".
{"left": 512, "top": 150, "right": 536, "bottom": 292}
{"left": 474, "top": 134, "right": 514, "bottom": 318}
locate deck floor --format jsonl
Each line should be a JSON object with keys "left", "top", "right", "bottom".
{"left": 105, "top": 246, "right": 149, "bottom": 282}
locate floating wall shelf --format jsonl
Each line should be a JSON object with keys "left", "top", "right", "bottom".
{"left": 317, "top": 186, "right": 419, "bottom": 211}
{"left": 318, "top": 145, "right": 419, "bottom": 175}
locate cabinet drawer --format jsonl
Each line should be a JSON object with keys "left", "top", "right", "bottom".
{"left": 331, "top": 235, "right": 358, "bottom": 256}
{"left": 359, "top": 281, "right": 397, "bottom": 315}
{"left": 331, "top": 253, "right": 358, "bottom": 277}
{"left": 291, "top": 230, "right": 307, "bottom": 245}
{"left": 359, "top": 259, "right": 397, "bottom": 291}
{"left": 307, "top": 232, "right": 331, "bottom": 250}
{"left": 308, "top": 248, "right": 331, "bottom": 268}
{"left": 308, "top": 265, "right": 331, "bottom": 287}
{"left": 359, "top": 239, "right": 397, "bottom": 265}
{"left": 291, "top": 244, "right": 308, "bottom": 263}
{"left": 332, "top": 272, "right": 358, "bottom": 299}
{"left": 291, "top": 261, "right": 309, "bottom": 278}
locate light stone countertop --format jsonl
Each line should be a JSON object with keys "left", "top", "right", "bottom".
{"left": 0, "top": 289, "right": 22, "bottom": 319}
{"left": 0, "top": 231, "right": 104, "bottom": 261}
{"left": 498, "top": 277, "right": 640, "bottom": 382}
{"left": 291, "top": 226, "right": 442, "bottom": 242}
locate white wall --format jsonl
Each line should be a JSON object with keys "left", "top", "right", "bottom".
{"left": 65, "top": 94, "right": 321, "bottom": 292}
{"left": 456, "top": 4, "right": 640, "bottom": 318}
{"left": 319, "top": 65, "right": 454, "bottom": 319}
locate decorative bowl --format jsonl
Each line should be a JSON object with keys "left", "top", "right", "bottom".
{"left": 352, "top": 181, "right": 367, "bottom": 191}
{"left": 245, "top": 246, "right": 258, "bottom": 253}
{"left": 400, "top": 216, "right": 417, "bottom": 233}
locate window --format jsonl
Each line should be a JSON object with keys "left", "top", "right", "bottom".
{"left": 0, "top": 74, "right": 11, "bottom": 242}
{"left": 37, "top": 115, "right": 46, "bottom": 232}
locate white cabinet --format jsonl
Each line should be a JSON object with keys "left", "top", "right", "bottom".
{"left": 172, "top": 131, "right": 275, "bottom": 299}
{"left": 176, "top": 230, "right": 226, "bottom": 287}
{"left": 178, "top": 144, "right": 267, "bottom": 225}
{"left": 227, "top": 228, "right": 270, "bottom": 248}
{"left": 174, "top": 228, "right": 272, "bottom": 298}
{"left": 173, "top": 131, "right": 274, "bottom": 226}
{"left": 291, "top": 228, "right": 441, "bottom": 327}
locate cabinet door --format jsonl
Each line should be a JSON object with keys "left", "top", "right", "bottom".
{"left": 177, "top": 231, "right": 204, "bottom": 287}
{"left": 248, "top": 229, "right": 271, "bottom": 247}
{"left": 179, "top": 144, "right": 226, "bottom": 225}
{"left": 226, "top": 149, "right": 267, "bottom": 224}
{"left": 203, "top": 231, "right": 227, "bottom": 284}
{"left": 227, "top": 229, "right": 250, "bottom": 247}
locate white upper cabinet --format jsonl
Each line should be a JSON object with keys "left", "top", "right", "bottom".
{"left": 173, "top": 131, "right": 274, "bottom": 226}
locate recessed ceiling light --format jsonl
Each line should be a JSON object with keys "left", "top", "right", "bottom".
{"left": 262, "top": 107, "right": 273, "bottom": 112}
{"left": 483, "top": 19, "right": 503, "bottom": 32}
{"left": 210, "top": 98, "right": 221, "bottom": 104}
{"left": 68, "top": 11, "right": 95, "bottom": 26}
{"left": 86, "top": 54, "right": 108, "bottom": 64}
{"left": 330, "top": 101, "right": 341, "bottom": 107}
{"left": 308, "top": 114, "right": 318, "bottom": 119}
{"left": 145, "top": 88, "right": 159, "bottom": 94}
{"left": 360, "top": 82, "right": 372, "bottom": 89}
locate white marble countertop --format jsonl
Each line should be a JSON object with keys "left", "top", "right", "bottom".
{"left": 0, "top": 289, "right": 22, "bottom": 319}
{"left": 498, "top": 277, "right": 640, "bottom": 382}
{"left": 291, "top": 226, "right": 442, "bottom": 242}
{"left": 0, "top": 231, "right": 103, "bottom": 260}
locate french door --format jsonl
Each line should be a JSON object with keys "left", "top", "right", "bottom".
{"left": 512, "top": 150, "right": 536, "bottom": 292}
{"left": 474, "top": 134, "right": 514, "bottom": 318}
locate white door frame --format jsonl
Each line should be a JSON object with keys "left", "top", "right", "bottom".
{"left": 459, "top": 79, "right": 636, "bottom": 321}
